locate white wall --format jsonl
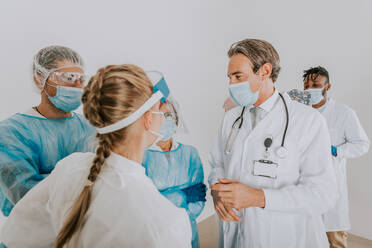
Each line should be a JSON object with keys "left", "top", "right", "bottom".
{"left": 0, "top": 0, "right": 371, "bottom": 240}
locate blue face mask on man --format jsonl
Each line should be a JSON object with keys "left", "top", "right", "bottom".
{"left": 47, "top": 86, "right": 83, "bottom": 112}
{"left": 228, "top": 80, "right": 260, "bottom": 107}
{"left": 305, "top": 87, "right": 324, "bottom": 105}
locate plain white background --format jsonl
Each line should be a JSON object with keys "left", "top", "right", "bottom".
{"left": 0, "top": 0, "right": 371, "bottom": 240}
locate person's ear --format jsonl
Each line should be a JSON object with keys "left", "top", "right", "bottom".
{"left": 259, "top": 63, "right": 273, "bottom": 81}
{"left": 33, "top": 74, "right": 44, "bottom": 91}
{"left": 143, "top": 111, "right": 152, "bottom": 131}
{"left": 326, "top": 82, "right": 331, "bottom": 91}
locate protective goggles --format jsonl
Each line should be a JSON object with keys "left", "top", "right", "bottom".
{"left": 96, "top": 71, "right": 170, "bottom": 134}
{"left": 49, "top": 71, "right": 88, "bottom": 85}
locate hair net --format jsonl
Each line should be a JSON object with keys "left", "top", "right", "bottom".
{"left": 164, "top": 95, "right": 189, "bottom": 134}
{"left": 33, "top": 45, "right": 84, "bottom": 89}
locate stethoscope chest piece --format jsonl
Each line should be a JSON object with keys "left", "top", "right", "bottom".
{"left": 275, "top": 146, "right": 288, "bottom": 159}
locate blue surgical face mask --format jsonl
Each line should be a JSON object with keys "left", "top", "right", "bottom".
{"left": 47, "top": 86, "right": 83, "bottom": 112}
{"left": 228, "top": 81, "right": 260, "bottom": 107}
{"left": 159, "top": 119, "right": 178, "bottom": 141}
{"left": 305, "top": 88, "right": 324, "bottom": 105}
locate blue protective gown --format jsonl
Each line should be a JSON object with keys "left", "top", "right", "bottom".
{"left": 142, "top": 142, "right": 205, "bottom": 248}
{"left": 0, "top": 110, "right": 95, "bottom": 216}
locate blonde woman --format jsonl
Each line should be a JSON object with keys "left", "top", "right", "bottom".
{"left": 1, "top": 65, "right": 191, "bottom": 248}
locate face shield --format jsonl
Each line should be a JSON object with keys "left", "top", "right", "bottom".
{"left": 163, "top": 95, "right": 189, "bottom": 134}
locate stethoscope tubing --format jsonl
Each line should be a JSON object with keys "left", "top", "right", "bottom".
{"left": 226, "top": 92, "right": 289, "bottom": 154}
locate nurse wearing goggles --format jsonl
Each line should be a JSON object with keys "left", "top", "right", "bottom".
{"left": 0, "top": 46, "right": 95, "bottom": 219}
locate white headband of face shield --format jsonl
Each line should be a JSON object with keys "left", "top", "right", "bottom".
{"left": 96, "top": 71, "right": 169, "bottom": 135}
{"left": 96, "top": 91, "right": 164, "bottom": 134}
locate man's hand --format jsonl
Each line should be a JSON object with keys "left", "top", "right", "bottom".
{"left": 211, "top": 187, "right": 241, "bottom": 222}
{"left": 211, "top": 178, "right": 266, "bottom": 210}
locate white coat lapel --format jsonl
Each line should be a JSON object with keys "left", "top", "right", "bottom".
{"left": 321, "top": 98, "right": 335, "bottom": 118}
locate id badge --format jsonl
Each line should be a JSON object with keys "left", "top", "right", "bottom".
{"left": 253, "top": 159, "right": 278, "bottom": 179}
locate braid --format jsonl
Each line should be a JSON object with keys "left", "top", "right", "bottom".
{"left": 88, "top": 136, "right": 112, "bottom": 182}
{"left": 82, "top": 68, "right": 107, "bottom": 127}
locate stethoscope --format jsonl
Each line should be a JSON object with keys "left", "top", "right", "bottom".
{"left": 224, "top": 93, "right": 289, "bottom": 159}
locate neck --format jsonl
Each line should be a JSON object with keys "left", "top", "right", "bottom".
{"left": 112, "top": 134, "right": 146, "bottom": 165}
{"left": 312, "top": 97, "right": 327, "bottom": 109}
{"left": 254, "top": 81, "right": 275, "bottom": 107}
{"left": 36, "top": 92, "right": 72, "bottom": 119}
{"left": 156, "top": 139, "right": 173, "bottom": 152}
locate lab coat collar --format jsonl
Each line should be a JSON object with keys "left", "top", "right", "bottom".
{"left": 105, "top": 152, "right": 146, "bottom": 176}
{"left": 254, "top": 89, "right": 279, "bottom": 112}
{"left": 244, "top": 91, "right": 289, "bottom": 141}
{"left": 321, "top": 98, "right": 335, "bottom": 116}
{"left": 316, "top": 97, "right": 330, "bottom": 113}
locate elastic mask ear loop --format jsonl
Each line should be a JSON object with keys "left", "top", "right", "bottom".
{"left": 251, "top": 79, "right": 264, "bottom": 106}
{"left": 257, "top": 82, "right": 264, "bottom": 95}
{"left": 257, "top": 71, "right": 266, "bottom": 94}
{"left": 43, "top": 81, "right": 56, "bottom": 98}
{"left": 40, "top": 67, "right": 57, "bottom": 98}
{"left": 149, "top": 129, "right": 161, "bottom": 137}
{"left": 148, "top": 111, "right": 164, "bottom": 137}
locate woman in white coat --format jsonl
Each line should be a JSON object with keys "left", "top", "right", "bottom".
{"left": 209, "top": 39, "right": 338, "bottom": 248}
{"left": 1, "top": 65, "right": 191, "bottom": 248}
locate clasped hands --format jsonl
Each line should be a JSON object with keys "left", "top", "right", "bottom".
{"left": 210, "top": 178, "right": 266, "bottom": 222}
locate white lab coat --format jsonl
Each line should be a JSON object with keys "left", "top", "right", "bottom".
{"left": 1, "top": 152, "right": 191, "bottom": 248}
{"left": 209, "top": 93, "right": 337, "bottom": 248}
{"left": 320, "top": 98, "right": 370, "bottom": 232}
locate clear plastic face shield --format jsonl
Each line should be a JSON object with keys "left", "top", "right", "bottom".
{"left": 96, "top": 71, "right": 170, "bottom": 135}
{"left": 162, "top": 95, "right": 189, "bottom": 134}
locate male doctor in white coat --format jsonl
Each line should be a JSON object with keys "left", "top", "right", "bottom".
{"left": 303, "top": 66, "right": 370, "bottom": 248}
{"left": 209, "top": 39, "right": 338, "bottom": 248}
